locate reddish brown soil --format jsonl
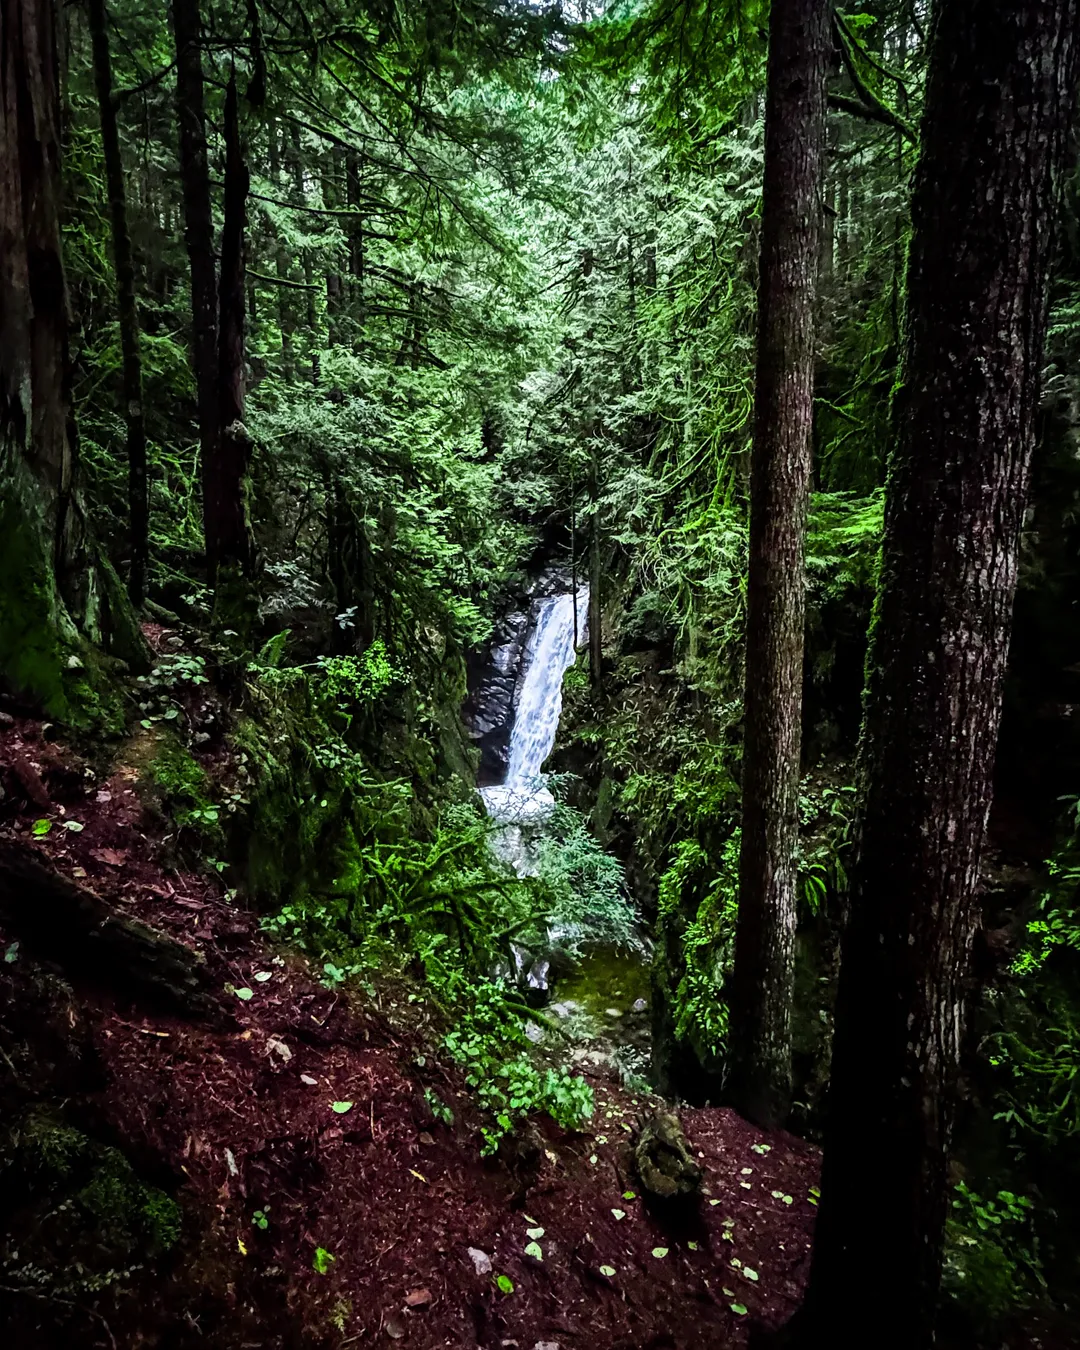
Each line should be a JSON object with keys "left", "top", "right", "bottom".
{"left": 0, "top": 710, "right": 820, "bottom": 1349}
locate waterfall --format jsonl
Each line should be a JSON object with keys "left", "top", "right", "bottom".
{"left": 480, "top": 588, "right": 587, "bottom": 843}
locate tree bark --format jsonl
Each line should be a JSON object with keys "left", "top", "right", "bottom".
{"left": 1, "top": 0, "right": 90, "bottom": 712}
{"left": 212, "top": 69, "right": 253, "bottom": 582}
{"left": 87, "top": 0, "right": 148, "bottom": 606}
{"left": 588, "top": 444, "right": 603, "bottom": 693}
{"left": 782, "top": 2, "right": 1080, "bottom": 1345}
{"left": 0, "top": 0, "right": 149, "bottom": 717}
{"left": 268, "top": 116, "right": 294, "bottom": 379}
{"left": 727, "top": 0, "right": 828, "bottom": 1128}
{"left": 170, "top": 0, "right": 218, "bottom": 572}
{"left": 346, "top": 148, "right": 365, "bottom": 319}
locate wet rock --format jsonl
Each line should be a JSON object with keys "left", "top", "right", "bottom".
{"left": 524, "top": 1021, "right": 544, "bottom": 1044}
{"left": 570, "top": 1047, "right": 613, "bottom": 1071}
{"left": 463, "top": 609, "right": 531, "bottom": 779}
{"left": 548, "top": 1000, "right": 581, "bottom": 1019}
{"left": 632, "top": 998, "right": 648, "bottom": 1014}
{"left": 604, "top": 1007, "right": 622, "bottom": 1019}
{"left": 525, "top": 955, "right": 552, "bottom": 1007}
{"left": 632, "top": 1110, "right": 702, "bottom": 1201}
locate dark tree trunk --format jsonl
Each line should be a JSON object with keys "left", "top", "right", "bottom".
{"left": 783, "top": 3, "right": 1080, "bottom": 1346}
{"left": 267, "top": 117, "right": 294, "bottom": 379}
{"left": 0, "top": 0, "right": 148, "bottom": 718}
{"left": 727, "top": 0, "right": 829, "bottom": 1128}
{"left": 325, "top": 148, "right": 344, "bottom": 347}
{"left": 1, "top": 0, "right": 88, "bottom": 702}
{"left": 87, "top": 0, "right": 148, "bottom": 605}
{"left": 346, "top": 149, "right": 365, "bottom": 317}
{"left": 588, "top": 445, "right": 602, "bottom": 693}
{"left": 212, "top": 70, "right": 253, "bottom": 582}
{"left": 170, "top": 0, "right": 217, "bottom": 570}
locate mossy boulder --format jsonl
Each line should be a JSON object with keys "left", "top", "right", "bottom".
{"left": 140, "top": 730, "right": 223, "bottom": 845}
{"left": 1, "top": 1108, "right": 182, "bottom": 1294}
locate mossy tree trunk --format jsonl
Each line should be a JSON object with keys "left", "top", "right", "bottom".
{"left": 783, "top": 2, "right": 1080, "bottom": 1345}
{"left": 0, "top": 0, "right": 146, "bottom": 723}
{"left": 213, "top": 70, "right": 254, "bottom": 587}
{"left": 87, "top": 0, "right": 149, "bottom": 606}
{"left": 727, "top": 0, "right": 829, "bottom": 1129}
{"left": 588, "top": 442, "right": 603, "bottom": 693}
{"left": 171, "top": 0, "right": 218, "bottom": 573}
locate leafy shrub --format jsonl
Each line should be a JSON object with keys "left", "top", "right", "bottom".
{"left": 942, "top": 1183, "right": 1044, "bottom": 1330}
{"left": 656, "top": 831, "right": 740, "bottom": 1061}
{"left": 444, "top": 983, "right": 594, "bottom": 1153}
{"left": 533, "top": 802, "right": 640, "bottom": 954}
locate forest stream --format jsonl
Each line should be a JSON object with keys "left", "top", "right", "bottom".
{"left": 475, "top": 586, "right": 652, "bottom": 1078}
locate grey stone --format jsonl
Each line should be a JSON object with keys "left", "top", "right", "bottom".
{"left": 467, "top": 1247, "right": 492, "bottom": 1275}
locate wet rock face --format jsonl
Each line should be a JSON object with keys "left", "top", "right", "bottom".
{"left": 464, "top": 609, "right": 530, "bottom": 783}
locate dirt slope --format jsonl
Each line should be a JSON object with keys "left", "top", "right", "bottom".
{"left": 0, "top": 713, "right": 819, "bottom": 1349}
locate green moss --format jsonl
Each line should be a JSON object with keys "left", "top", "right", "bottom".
{"left": 76, "top": 1159, "right": 181, "bottom": 1258}
{"left": 143, "top": 732, "right": 223, "bottom": 844}
{"left": 146, "top": 735, "right": 211, "bottom": 800}
{"left": 0, "top": 478, "right": 79, "bottom": 720}
{"left": 211, "top": 562, "right": 259, "bottom": 646}
{"left": 0, "top": 458, "right": 125, "bottom": 732}
{"left": 6, "top": 1110, "right": 181, "bottom": 1269}
{"left": 231, "top": 713, "right": 309, "bottom": 902}
{"left": 17, "top": 1112, "right": 92, "bottom": 1181}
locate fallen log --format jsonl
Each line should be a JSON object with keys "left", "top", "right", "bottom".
{"left": 0, "top": 840, "right": 216, "bottom": 1016}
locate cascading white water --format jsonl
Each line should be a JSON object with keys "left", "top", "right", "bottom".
{"left": 480, "top": 589, "right": 587, "bottom": 852}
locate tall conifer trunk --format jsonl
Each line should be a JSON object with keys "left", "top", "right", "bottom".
{"left": 171, "top": 0, "right": 218, "bottom": 572}
{"left": 87, "top": 0, "right": 148, "bottom": 605}
{"left": 781, "top": 2, "right": 1080, "bottom": 1345}
{"left": 727, "top": 0, "right": 828, "bottom": 1128}
{"left": 1, "top": 0, "right": 147, "bottom": 718}
{"left": 1, "top": 0, "right": 82, "bottom": 695}
{"left": 213, "top": 69, "right": 252, "bottom": 581}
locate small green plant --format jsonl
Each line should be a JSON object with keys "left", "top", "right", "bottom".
{"left": 424, "top": 1088, "right": 454, "bottom": 1126}
{"left": 444, "top": 983, "right": 594, "bottom": 1154}
{"left": 656, "top": 832, "right": 740, "bottom": 1062}
{"left": 252, "top": 1208, "right": 270, "bottom": 1231}
{"left": 135, "top": 652, "right": 211, "bottom": 727}
{"left": 313, "top": 1246, "right": 335, "bottom": 1274}
{"left": 943, "top": 1182, "right": 1044, "bottom": 1329}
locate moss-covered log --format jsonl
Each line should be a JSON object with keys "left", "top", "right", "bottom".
{"left": 0, "top": 842, "right": 215, "bottom": 1016}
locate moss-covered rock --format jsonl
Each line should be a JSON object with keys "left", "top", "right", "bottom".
{"left": 2, "top": 1107, "right": 182, "bottom": 1291}
{"left": 139, "top": 729, "right": 224, "bottom": 847}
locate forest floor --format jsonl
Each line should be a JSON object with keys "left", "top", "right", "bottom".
{"left": 0, "top": 690, "right": 825, "bottom": 1349}
{"left": 4, "top": 691, "right": 1078, "bottom": 1348}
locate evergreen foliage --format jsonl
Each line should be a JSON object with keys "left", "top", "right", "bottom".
{"left": 2, "top": 0, "right": 1079, "bottom": 1340}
